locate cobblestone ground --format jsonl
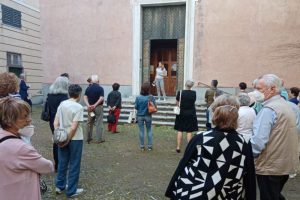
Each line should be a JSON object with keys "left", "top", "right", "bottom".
{"left": 30, "top": 105, "right": 300, "bottom": 200}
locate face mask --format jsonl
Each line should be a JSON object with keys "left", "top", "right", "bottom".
{"left": 19, "top": 125, "right": 35, "bottom": 138}
{"left": 297, "top": 96, "right": 300, "bottom": 101}
{"left": 254, "top": 90, "right": 265, "bottom": 102}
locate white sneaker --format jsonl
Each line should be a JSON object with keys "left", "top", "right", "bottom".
{"left": 69, "top": 188, "right": 84, "bottom": 197}
{"left": 163, "top": 98, "right": 166, "bottom": 101}
{"left": 55, "top": 187, "right": 63, "bottom": 194}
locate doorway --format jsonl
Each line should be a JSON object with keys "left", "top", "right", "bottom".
{"left": 150, "top": 39, "right": 177, "bottom": 96}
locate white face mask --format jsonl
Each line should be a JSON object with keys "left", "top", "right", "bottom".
{"left": 253, "top": 90, "right": 265, "bottom": 102}
{"left": 297, "top": 96, "right": 300, "bottom": 101}
{"left": 19, "top": 125, "right": 35, "bottom": 138}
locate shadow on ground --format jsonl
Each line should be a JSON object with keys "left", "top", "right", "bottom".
{"left": 30, "top": 105, "right": 300, "bottom": 200}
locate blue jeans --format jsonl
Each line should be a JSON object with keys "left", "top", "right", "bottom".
{"left": 137, "top": 115, "right": 152, "bottom": 148}
{"left": 56, "top": 140, "right": 83, "bottom": 197}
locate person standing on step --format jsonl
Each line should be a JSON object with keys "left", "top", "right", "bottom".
{"left": 204, "top": 79, "right": 218, "bottom": 130}
{"left": 83, "top": 74, "right": 105, "bottom": 144}
{"left": 107, "top": 83, "right": 122, "bottom": 133}
{"left": 155, "top": 61, "right": 167, "bottom": 101}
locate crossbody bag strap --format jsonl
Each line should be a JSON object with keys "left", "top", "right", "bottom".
{"left": 58, "top": 108, "right": 64, "bottom": 129}
{"left": 178, "top": 90, "right": 182, "bottom": 107}
{"left": 0, "top": 135, "right": 20, "bottom": 143}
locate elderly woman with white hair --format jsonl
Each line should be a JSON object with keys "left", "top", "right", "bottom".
{"left": 237, "top": 93, "right": 256, "bottom": 142}
{"left": 47, "top": 76, "right": 69, "bottom": 171}
{"left": 174, "top": 80, "right": 198, "bottom": 153}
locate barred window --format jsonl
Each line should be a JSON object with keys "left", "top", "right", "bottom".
{"left": 1, "top": 5, "right": 22, "bottom": 28}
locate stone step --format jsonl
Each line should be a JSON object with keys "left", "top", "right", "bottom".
{"left": 83, "top": 102, "right": 207, "bottom": 128}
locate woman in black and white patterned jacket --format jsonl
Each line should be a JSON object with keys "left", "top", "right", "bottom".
{"left": 165, "top": 94, "right": 256, "bottom": 200}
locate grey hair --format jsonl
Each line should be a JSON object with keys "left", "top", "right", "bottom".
{"left": 237, "top": 93, "right": 251, "bottom": 106}
{"left": 259, "top": 74, "right": 282, "bottom": 93}
{"left": 19, "top": 73, "right": 25, "bottom": 79}
{"left": 185, "top": 80, "right": 194, "bottom": 89}
{"left": 211, "top": 94, "right": 240, "bottom": 112}
{"left": 48, "top": 76, "right": 69, "bottom": 94}
{"left": 91, "top": 74, "right": 99, "bottom": 83}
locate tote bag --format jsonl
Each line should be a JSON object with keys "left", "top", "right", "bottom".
{"left": 173, "top": 90, "right": 181, "bottom": 115}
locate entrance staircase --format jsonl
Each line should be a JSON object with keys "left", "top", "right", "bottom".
{"left": 84, "top": 98, "right": 207, "bottom": 128}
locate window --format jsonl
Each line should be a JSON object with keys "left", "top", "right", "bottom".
{"left": 7, "top": 52, "right": 23, "bottom": 76}
{"left": 1, "top": 5, "right": 22, "bottom": 28}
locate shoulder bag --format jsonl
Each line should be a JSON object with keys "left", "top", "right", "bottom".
{"left": 53, "top": 109, "right": 68, "bottom": 144}
{"left": 173, "top": 90, "right": 181, "bottom": 115}
{"left": 41, "top": 96, "right": 50, "bottom": 122}
{"left": 107, "top": 111, "right": 116, "bottom": 124}
{"left": 148, "top": 95, "right": 157, "bottom": 114}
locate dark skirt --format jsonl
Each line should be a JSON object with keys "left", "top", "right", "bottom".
{"left": 174, "top": 114, "right": 198, "bottom": 132}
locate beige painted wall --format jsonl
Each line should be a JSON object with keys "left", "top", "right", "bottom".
{"left": 194, "top": 0, "right": 300, "bottom": 88}
{"left": 40, "top": 0, "right": 133, "bottom": 85}
{"left": 0, "top": 0, "right": 42, "bottom": 97}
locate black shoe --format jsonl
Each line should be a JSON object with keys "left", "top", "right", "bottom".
{"left": 140, "top": 147, "right": 145, "bottom": 151}
{"left": 148, "top": 147, "right": 153, "bottom": 151}
{"left": 176, "top": 149, "right": 181, "bottom": 153}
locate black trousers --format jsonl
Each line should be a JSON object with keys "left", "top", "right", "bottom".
{"left": 257, "top": 174, "right": 289, "bottom": 200}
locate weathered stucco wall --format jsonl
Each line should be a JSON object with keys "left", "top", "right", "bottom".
{"left": 194, "top": 0, "right": 300, "bottom": 88}
{"left": 40, "top": 0, "right": 133, "bottom": 85}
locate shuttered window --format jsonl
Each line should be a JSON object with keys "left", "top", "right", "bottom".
{"left": 1, "top": 5, "right": 22, "bottom": 28}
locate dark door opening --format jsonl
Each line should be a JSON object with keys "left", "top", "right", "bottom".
{"left": 150, "top": 39, "right": 177, "bottom": 96}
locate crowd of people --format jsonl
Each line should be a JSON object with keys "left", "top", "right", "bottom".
{"left": 0, "top": 70, "right": 299, "bottom": 199}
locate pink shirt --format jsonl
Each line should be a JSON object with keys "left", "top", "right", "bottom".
{"left": 0, "top": 130, "right": 54, "bottom": 200}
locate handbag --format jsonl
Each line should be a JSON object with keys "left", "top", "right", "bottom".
{"left": 107, "top": 111, "right": 116, "bottom": 123}
{"left": 41, "top": 96, "right": 50, "bottom": 122}
{"left": 173, "top": 90, "right": 182, "bottom": 115}
{"left": 148, "top": 95, "right": 157, "bottom": 114}
{"left": 53, "top": 108, "right": 68, "bottom": 144}
{"left": 40, "top": 177, "right": 47, "bottom": 195}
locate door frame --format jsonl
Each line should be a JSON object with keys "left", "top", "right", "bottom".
{"left": 132, "top": 0, "right": 196, "bottom": 96}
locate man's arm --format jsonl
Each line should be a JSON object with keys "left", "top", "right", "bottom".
{"left": 83, "top": 95, "right": 90, "bottom": 107}
{"left": 93, "top": 96, "right": 104, "bottom": 107}
{"left": 250, "top": 107, "right": 276, "bottom": 157}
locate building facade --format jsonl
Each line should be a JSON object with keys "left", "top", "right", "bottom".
{"left": 0, "top": 0, "right": 42, "bottom": 102}
{"left": 40, "top": 0, "right": 300, "bottom": 100}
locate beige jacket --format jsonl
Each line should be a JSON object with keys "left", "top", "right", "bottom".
{"left": 255, "top": 98, "right": 299, "bottom": 175}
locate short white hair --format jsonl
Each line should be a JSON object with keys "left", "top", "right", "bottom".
{"left": 259, "top": 74, "right": 281, "bottom": 93}
{"left": 185, "top": 80, "right": 194, "bottom": 89}
{"left": 91, "top": 75, "right": 99, "bottom": 83}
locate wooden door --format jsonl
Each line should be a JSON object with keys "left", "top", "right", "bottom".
{"left": 150, "top": 48, "right": 177, "bottom": 96}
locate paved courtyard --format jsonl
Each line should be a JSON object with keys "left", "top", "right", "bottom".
{"left": 29, "top": 105, "right": 300, "bottom": 200}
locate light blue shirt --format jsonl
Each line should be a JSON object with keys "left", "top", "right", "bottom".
{"left": 250, "top": 95, "right": 279, "bottom": 157}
